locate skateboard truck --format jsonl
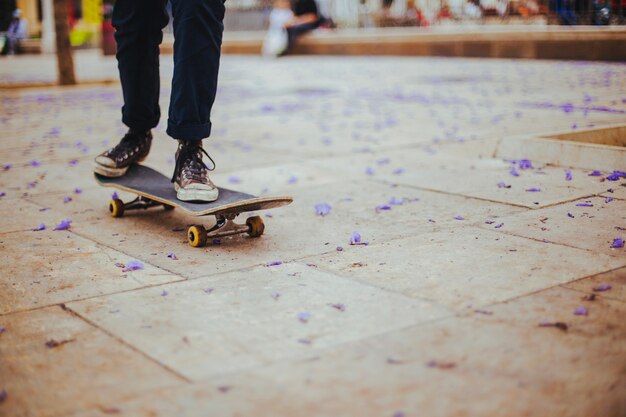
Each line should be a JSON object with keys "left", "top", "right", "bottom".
{"left": 109, "top": 196, "right": 264, "bottom": 247}
{"left": 109, "top": 196, "right": 172, "bottom": 217}
{"left": 188, "top": 213, "right": 264, "bottom": 247}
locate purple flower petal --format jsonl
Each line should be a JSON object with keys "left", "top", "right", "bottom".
{"left": 509, "top": 167, "right": 519, "bottom": 177}
{"left": 63, "top": 197, "right": 72, "bottom": 203}
{"left": 53, "top": 218, "right": 72, "bottom": 231}
{"left": 314, "top": 203, "right": 332, "bottom": 217}
{"left": 518, "top": 159, "right": 533, "bottom": 170}
{"left": 349, "top": 231, "right": 368, "bottom": 245}
{"left": 574, "top": 306, "right": 588, "bottom": 316}
{"left": 287, "top": 175, "right": 298, "bottom": 184}
{"left": 525, "top": 188, "right": 541, "bottom": 192}
{"left": 34, "top": 223, "right": 46, "bottom": 231}
{"left": 376, "top": 158, "right": 390, "bottom": 166}
{"left": 605, "top": 197, "right": 614, "bottom": 203}
{"left": 160, "top": 290, "right": 168, "bottom": 297}
{"left": 0, "top": 326, "right": 6, "bottom": 334}
{"left": 29, "top": 160, "right": 41, "bottom": 167}
{"left": 567, "top": 212, "right": 575, "bottom": 218}
{"left": 497, "top": 182, "right": 511, "bottom": 188}
{"left": 365, "top": 167, "right": 375, "bottom": 175}
{"left": 122, "top": 260, "right": 144, "bottom": 272}
{"left": 576, "top": 203, "right": 593, "bottom": 207}
{"left": 167, "top": 252, "right": 177, "bottom": 260}
{"left": 588, "top": 170, "right": 602, "bottom": 176}
{"left": 610, "top": 238, "right": 624, "bottom": 249}
{"left": 388, "top": 197, "right": 405, "bottom": 205}
{"left": 454, "top": 215, "right": 464, "bottom": 220}
{"left": 74, "top": 188, "right": 82, "bottom": 194}
{"left": 593, "top": 284, "right": 612, "bottom": 292}
{"left": 331, "top": 303, "right": 346, "bottom": 311}
{"left": 0, "top": 192, "right": 5, "bottom": 198}
{"left": 111, "top": 192, "right": 119, "bottom": 200}
{"left": 376, "top": 205, "right": 392, "bottom": 213}
{"left": 392, "top": 168, "right": 405, "bottom": 175}
{"left": 3, "top": 164, "right": 11, "bottom": 171}
{"left": 494, "top": 223, "right": 504, "bottom": 229}
{"left": 298, "top": 311, "right": 311, "bottom": 323}
{"left": 565, "top": 169, "right": 572, "bottom": 181}
{"left": 336, "top": 246, "right": 343, "bottom": 251}
{"left": 68, "top": 159, "right": 79, "bottom": 166}
{"left": 270, "top": 291, "right": 280, "bottom": 300}
{"left": 265, "top": 261, "right": 283, "bottom": 267}
{"left": 227, "top": 176, "right": 241, "bottom": 184}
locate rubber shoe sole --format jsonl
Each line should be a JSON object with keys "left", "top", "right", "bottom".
{"left": 175, "top": 183, "right": 219, "bottom": 202}
{"left": 93, "top": 161, "right": 129, "bottom": 177}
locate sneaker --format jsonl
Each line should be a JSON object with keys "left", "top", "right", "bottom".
{"left": 171, "top": 140, "right": 219, "bottom": 202}
{"left": 94, "top": 129, "right": 152, "bottom": 177}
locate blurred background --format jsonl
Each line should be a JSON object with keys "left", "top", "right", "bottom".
{"left": 0, "top": 0, "right": 623, "bottom": 55}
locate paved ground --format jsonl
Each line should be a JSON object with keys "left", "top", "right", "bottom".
{"left": 0, "top": 51, "right": 625, "bottom": 417}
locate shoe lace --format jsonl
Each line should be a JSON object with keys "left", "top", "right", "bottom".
{"left": 171, "top": 142, "right": 216, "bottom": 183}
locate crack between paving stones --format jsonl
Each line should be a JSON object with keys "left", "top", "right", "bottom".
{"left": 560, "top": 283, "right": 626, "bottom": 305}
{"left": 480, "top": 226, "right": 626, "bottom": 258}
{"left": 59, "top": 303, "right": 193, "bottom": 383}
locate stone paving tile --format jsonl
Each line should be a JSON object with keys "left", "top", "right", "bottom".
{"left": 67, "top": 262, "right": 452, "bottom": 381}
{"left": 0, "top": 306, "right": 183, "bottom": 417}
{"left": 0, "top": 230, "right": 182, "bottom": 315}
{"left": 308, "top": 227, "right": 625, "bottom": 310}
{"left": 564, "top": 267, "right": 626, "bottom": 303}
{"left": 0, "top": 159, "right": 97, "bottom": 198}
{"left": 0, "top": 197, "right": 64, "bottom": 233}
{"left": 479, "top": 196, "right": 626, "bottom": 255}
{"left": 69, "top": 286, "right": 626, "bottom": 417}
{"left": 310, "top": 148, "right": 615, "bottom": 208}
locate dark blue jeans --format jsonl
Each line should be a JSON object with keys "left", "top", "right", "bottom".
{"left": 113, "top": 0, "right": 225, "bottom": 141}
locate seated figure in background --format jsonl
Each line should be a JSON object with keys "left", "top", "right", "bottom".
{"left": 1, "top": 9, "right": 27, "bottom": 56}
{"left": 283, "top": 0, "right": 321, "bottom": 52}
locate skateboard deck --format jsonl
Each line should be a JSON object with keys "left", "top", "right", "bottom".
{"left": 94, "top": 164, "right": 293, "bottom": 247}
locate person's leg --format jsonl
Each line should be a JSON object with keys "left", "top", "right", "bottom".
{"left": 285, "top": 22, "right": 318, "bottom": 53}
{"left": 168, "top": 0, "right": 226, "bottom": 202}
{"left": 113, "top": 0, "right": 169, "bottom": 131}
{"left": 94, "top": 0, "right": 168, "bottom": 177}
{"left": 167, "top": 0, "right": 226, "bottom": 141}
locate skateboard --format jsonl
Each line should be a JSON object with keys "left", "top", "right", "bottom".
{"left": 94, "top": 165, "right": 293, "bottom": 247}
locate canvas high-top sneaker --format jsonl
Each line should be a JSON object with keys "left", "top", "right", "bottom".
{"left": 94, "top": 129, "right": 152, "bottom": 177}
{"left": 171, "top": 140, "right": 219, "bottom": 202}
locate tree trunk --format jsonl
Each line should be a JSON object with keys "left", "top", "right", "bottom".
{"left": 53, "top": 0, "right": 76, "bottom": 85}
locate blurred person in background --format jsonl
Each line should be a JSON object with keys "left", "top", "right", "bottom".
{"left": 592, "top": 0, "right": 611, "bottom": 24}
{"left": 1, "top": 8, "right": 27, "bottom": 56}
{"left": 554, "top": 0, "right": 577, "bottom": 24}
{"left": 262, "top": 0, "right": 293, "bottom": 56}
{"left": 282, "top": 0, "right": 321, "bottom": 52}
{"left": 405, "top": 0, "right": 429, "bottom": 25}
{"left": 464, "top": 0, "right": 483, "bottom": 19}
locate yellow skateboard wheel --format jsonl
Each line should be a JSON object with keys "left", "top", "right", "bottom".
{"left": 188, "top": 225, "right": 207, "bottom": 247}
{"left": 246, "top": 216, "right": 264, "bottom": 238}
{"left": 109, "top": 199, "right": 125, "bottom": 218}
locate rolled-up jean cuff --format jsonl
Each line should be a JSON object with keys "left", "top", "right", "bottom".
{"left": 166, "top": 120, "right": 212, "bottom": 141}
{"left": 122, "top": 113, "right": 160, "bottom": 132}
